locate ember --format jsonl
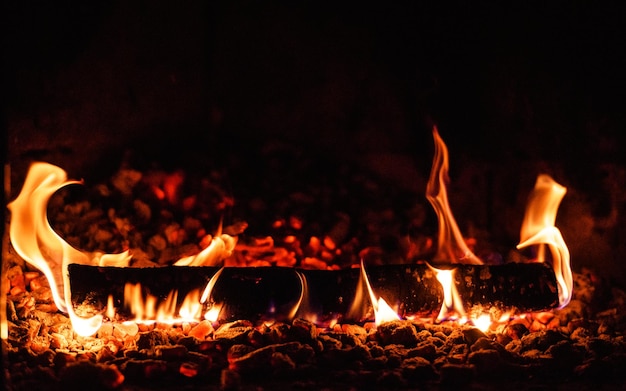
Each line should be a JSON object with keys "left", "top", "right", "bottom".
{"left": 3, "top": 129, "right": 626, "bottom": 390}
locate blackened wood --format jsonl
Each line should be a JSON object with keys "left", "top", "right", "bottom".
{"left": 68, "top": 262, "right": 558, "bottom": 323}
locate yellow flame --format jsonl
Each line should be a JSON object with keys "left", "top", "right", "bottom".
{"left": 178, "top": 289, "right": 203, "bottom": 321}
{"left": 517, "top": 174, "right": 572, "bottom": 308}
{"left": 290, "top": 271, "right": 307, "bottom": 320}
{"left": 200, "top": 268, "right": 225, "bottom": 323}
{"left": 200, "top": 267, "right": 224, "bottom": 303}
{"left": 106, "top": 294, "right": 116, "bottom": 320}
{"left": 122, "top": 282, "right": 205, "bottom": 324}
{"left": 7, "top": 163, "right": 237, "bottom": 335}
{"left": 174, "top": 234, "right": 237, "bottom": 266}
{"left": 360, "top": 261, "right": 401, "bottom": 325}
{"left": 8, "top": 163, "right": 85, "bottom": 312}
{"left": 430, "top": 264, "right": 466, "bottom": 321}
{"left": 472, "top": 313, "right": 491, "bottom": 333}
{"left": 426, "top": 127, "right": 482, "bottom": 265}
{"left": 204, "top": 303, "right": 222, "bottom": 323}
{"left": 95, "top": 251, "right": 133, "bottom": 267}
{"left": 7, "top": 163, "right": 111, "bottom": 336}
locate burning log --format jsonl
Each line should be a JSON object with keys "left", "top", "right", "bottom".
{"left": 68, "top": 262, "right": 558, "bottom": 324}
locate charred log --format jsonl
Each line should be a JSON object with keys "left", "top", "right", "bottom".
{"left": 68, "top": 262, "right": 559, "bottom": 324}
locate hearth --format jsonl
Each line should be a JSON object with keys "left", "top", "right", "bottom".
{"left": 3, "top": 128, "right": 626, "bottom": 390}
{"left": 4, "top": 2, "right": 626, "bottom": 390}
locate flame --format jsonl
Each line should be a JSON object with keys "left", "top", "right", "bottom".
{"left": 204, "top": 303, "right": 222, "bottom": 323}
{"left": 178, "top": 289, "right": 203, "bottom": 321}
{"left": 201, "top": 267, "right": 224, "bottom": 322}
{"left": 360, "top": 261, "right": 401, "bottom": 325}
{"left": 426, "top": 127, "right": 482, "bottom": 265}
{"left": 8, "top": 163, "right": 86, "bottom": 312}
{"left": 106, "top": 294, "right": 116, "bottom": 320}
{"left": 517, "top": 174, "right": 572, "bottom": 308}
{"left": 289, "top": 271, "right": 308, "bottom": 320}
{"left": 430, "top": 264, "right": 466, "bottom": 321}
{"left": 472, "top": 313, "right": 491, "bottom": 333}
{"left": 174, "top": 234, "right": 236, "bottom": 266}
{"left": 122, "top": 283, "right": 207, "bottom": 324}
{"left": 95, "top": 251, "right": 133, "bottom": 267}
{"left": 7, "top": 163, "right": 116, "bottom": 336}
{"left": 7, "top": 163, "right": 238, "bottom": 335}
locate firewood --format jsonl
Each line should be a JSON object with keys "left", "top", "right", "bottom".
{"left": 68, "top": 262, "right": 559, "bottom": 323}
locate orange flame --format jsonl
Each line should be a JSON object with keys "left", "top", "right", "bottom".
{"left": 426, "top": 128, "right": 482, "bottom": 265}
{"left": 122, "top": 283, "right": 206, "bottom": 324}
{"left": 517, "top": 174, "right": 572, "bottom": 308}
{"left": 174, "top": 234, "right": 236, "bottom": 266}
{"left": 7, "top": 163, "right": 113, "bottom": 336}
{"left": 200, "top": 267, "right": 224, "bottom": 323}
{"left": 7, "top": 163, "right": 236, "bottom": 335}
{"left": 430, "top": 265, "right": 466, "bottom": 321}
{"left": 360, "top": 261, "right": 401, "bottom": 325}
{"left": 291, "top": 270, "right": 312, "bottom": 321}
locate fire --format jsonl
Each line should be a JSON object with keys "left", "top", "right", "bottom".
{"left": 6, "top": 139, "right": 573, "bottom": 336}
{"left": 359, "top": 261, "right": 401, "bottom": 325}
{"left": 423, "top": 129, "right": 572, "bottom": 330}
{"left": 430, "top": 265, "right": 466, "bottom": 321}
{"left": 517, "top": 174, "right": 572, "bottom": 308}
{"left": 7, "top": 163, "right": 236, "bottom": 336}
{"left": 201, "top": 267, "right": 224, "bottom": 323}
{"left": 121, "top": 284, "right": 204, "bottom": 324}
{"left": 426, "top": 127, "right": 482, "bottom": 265}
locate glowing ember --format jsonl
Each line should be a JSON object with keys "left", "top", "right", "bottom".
{"left": 426, "top": 127, "right": 482, "bottom": 265}
{"left": 291, "top": 270, "right": 309, "bottom": 321}
{"left": 517, "top": 174, "right": 572, "bottom": 308}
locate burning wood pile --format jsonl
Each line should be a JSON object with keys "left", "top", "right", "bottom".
{"left": 3, "top": 129, "right": 626, "bottom": 390}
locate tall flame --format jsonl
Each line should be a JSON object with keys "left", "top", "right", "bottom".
{"left": 517, "top": 174, "right": 572, "bottom": 308}
{"left": 7, "top": 163, "right": 87, "bottom": 312}
{"left": 426, "top": 128, "right": 482, "bottom": 265}
{"left": 7, "top": 163, "right": 109, "bottom": 336}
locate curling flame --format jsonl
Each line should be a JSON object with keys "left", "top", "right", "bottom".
{"left": 201, "top": 268, "right": 224, "bottom": 322}
{"left": 290, "top": 271, "right": 309, "bottom": 321}
{"left": 426, "top": 128, "right": 482, "bottom": 265}
{"left": 517, "top": 174, "right": 572, "bottom": 308}
{"left": 7, "top": 163, "right": 112, "bottom": 336}
{"left": 8, "top": 163, "right": 86, "bottom": 312}
{"left": 360, "top": 261, "right": 401, "bottom": 325}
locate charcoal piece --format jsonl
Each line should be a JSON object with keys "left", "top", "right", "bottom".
{"left": 68, "top": 262, "right": 559, "bottom": 324}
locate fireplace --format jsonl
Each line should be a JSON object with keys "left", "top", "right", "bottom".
{"left": 3, "top": 2, "right": 626, "bottom": 390}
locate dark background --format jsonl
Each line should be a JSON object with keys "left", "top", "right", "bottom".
{"left": 3, "top": 2, "right": 626, "bottom": 284}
